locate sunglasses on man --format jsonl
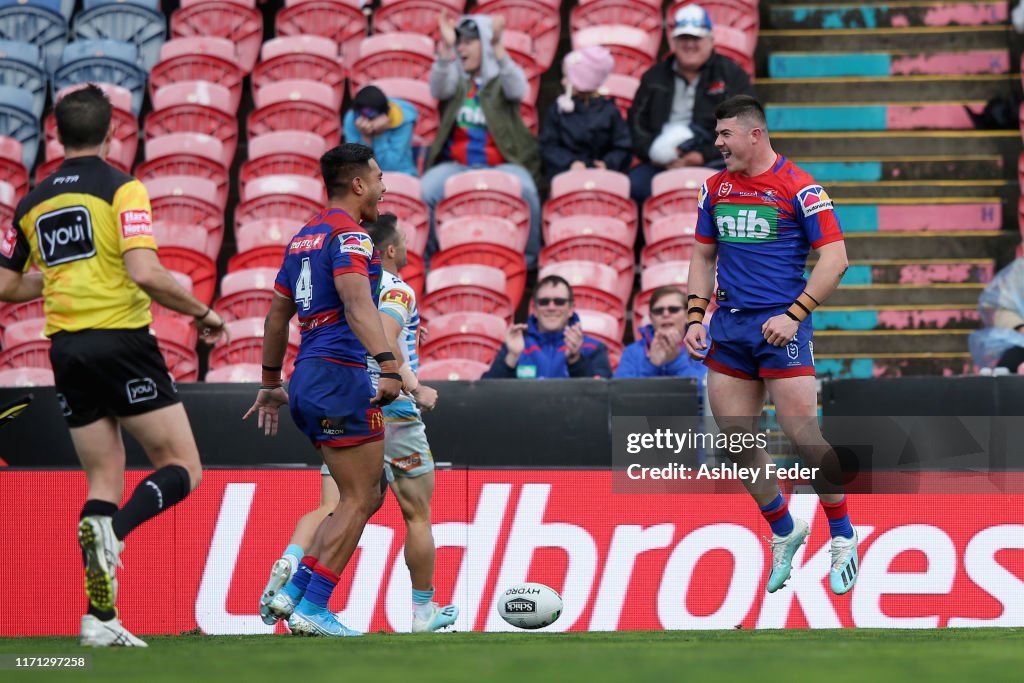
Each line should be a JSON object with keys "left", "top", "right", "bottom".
{"left": 650, "top": 305, "right": 684, "bottom": 316}
{"left": 535, "top": 297, "right": 570, "bottom": 307}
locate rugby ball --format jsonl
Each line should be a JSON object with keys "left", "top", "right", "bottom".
{"left": 496, "top": 582, "right": 562, "bottom": 630}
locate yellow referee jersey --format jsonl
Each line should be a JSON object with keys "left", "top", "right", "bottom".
{"left": 0, "top": 156, "right": 158, "bottom": 336}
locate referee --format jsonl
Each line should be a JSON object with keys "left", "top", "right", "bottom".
{"left": 0, "top": 84, "right": 228, "bottom": 647}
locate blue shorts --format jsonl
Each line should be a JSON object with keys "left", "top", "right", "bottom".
{"left": 288, "top": 358, "right": 384, "bottom": 448}
{"left": 704, "top": 307, "right": 816, "bottom": 380}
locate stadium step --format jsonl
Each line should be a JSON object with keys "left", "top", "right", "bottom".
{"left": 767, "top": 101, "right": 993, "bottom": 131}
{"left": 768, "top": 49, "right": 1009, "bottom": 78}
{"left": 814, "top": 329, "right": 973, "bottom": 354}
{"left": 841, "top": 231, "right": 1015, "bottom": 260}
{"left": 816, "top": 353, "right": 972, "bottom": 379}
{"left": 773, "top": 131, "right": 1021, "bottom": 166}
{"left": 758, "top": 25, "right": 1013, "bottom": 53}
{"left": 790, "top": 155, "right": 1005, "bottom": 182}
{"left": 827, "top": 283, "right": 984, "bottom": 307}
{"left": 767, "top": 1, "right": 1008, "bottom": 30}
{"left": 756, "top": 74, "right": 1017, "bottom": 103}
{"left": 810, "top": 259, "right": 995, "bottom": 284}
{"left": 827, "top": 197, "right": 1004, "bottom": 231}
{"left": 813, "top": 305, "right": 980, "bottom": 331}
{"left": 826, "top": 183, "right": 1011, "bottom": 201}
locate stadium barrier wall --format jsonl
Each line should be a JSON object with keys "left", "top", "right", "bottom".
{"left": 2, "top": 469, "right": 1022, "bottom": 635}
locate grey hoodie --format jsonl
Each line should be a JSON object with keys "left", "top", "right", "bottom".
{"left": 429, "top": 15, "right": 529, "bottom": 103}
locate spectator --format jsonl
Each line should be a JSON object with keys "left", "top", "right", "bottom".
{"left": 423, "top": 12, "right": 543, "bottom": 267}
{"left": 484, "top": 275, "right": 612, "bottom": 378}
{"left": 627, "top": 4, "right": 754, "bottom": 205}
{"left": 969, "top": 258, "right": 1024, "bottom": 372}
{"left": 539, "top": 45, "right": 632, "bottom": 182}
{"left": 343, "top": 85, "right": 418, "bottom": 176}
{"left": 615, "top": 286, "right": 708, "bottom": 378}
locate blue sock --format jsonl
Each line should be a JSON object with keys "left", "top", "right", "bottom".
{"left": 303, "top": 564, "right": 338, "bottom": 609}
{"left": 822, "top": 498, "right": 855, "bottom": 539}
{"left": 759, "top": 493, "right": 795, "bottom": 537}
{"left": 412, "top": 588, "right": 434, "bottom": 606}
{"left": 284, "top": 556, "right": 316, "bottom": 600}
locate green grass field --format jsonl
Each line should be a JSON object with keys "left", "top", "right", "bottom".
{"left": 2, "top": 630, "right": 1023, "bottom": 683}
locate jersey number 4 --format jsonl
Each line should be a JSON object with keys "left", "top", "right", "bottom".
{"left": 296, "top": 257, "right": 313, "bottom": 310}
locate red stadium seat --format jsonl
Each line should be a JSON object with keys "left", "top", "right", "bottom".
{"left": 575, "top": 308, "right": 624, "bottom": 368}
{"left": 248, "top": 130, "right": 327, "bottom": 164}
{"left": 640, "top": 260, "right": 690, "bottom": 293}
{"left": 252, "top": 54, "right": 344, "bottom": 111}
{"left": 144, "top": 176, "right": 224, "bottom": 255}
{"left": 136, "top": 155, "right": 229, "bottom": 211}
{"left": 421, "top": 311, "right": 505, "bottom": 365}
{"left": 170, "top": 0, "right": 263, "bottom": 73}
{"left": 417, "top": 358, "right": 489, "bottom": 381}
{"left": 474, "top": 0, "right": 560, "bottom": 70}
{"left": 0, "top": 299, "right": 44, "bottom": 327}
{"left": 254, "top": 79, "right": 341, "bottom": 117}
{"left": 157, "top": 337, "right": 199, "bottom": 382}
{"left": 520, "top": 99, "right": 538, "bottom": 134}
{"left": 421, "top": 264, "right": 513, "bottom": 322}
{"left": 153, "top": 221, "right": 218, "bottom": 260}
{"left": 205, "top": 362, "right": 262, "bottom": 382}
{"left": 432, "top": 221, "right": 527, "bottom": 307}
{"left": 0, "top": 366, "right": 55, "bottom": 387}
{"left": 240, "top": 158, "right": 321, "bottom": 197}
{"left": 0, "top": 340, "right": 52, "bottom": 370}
{"left": 0, "top": 137, "right": 28, "bottom": 204}
{"left": 235, "top": 195, "right": 321, "bottom": 237}
{"left": 234, "top": 218, "right": 296, "bottom": 253}
{"left": 350, "top": 33, "right": 435, "bottom": 92}
{"left": 144, "top": 132, "right": 229, "bottom": 178}
{"left": 597, "top": 73, "right": 640, "bottom": 121}
{"left": 501, "top": 29, "right": 541, "bottom": 96}
{"left": 0, "top": 317, "right": 46, "bottom": 347}
{"left": 145, "top": 102, "right": 238, "bottom": 164}
{"left": 261, "top": 34, "right": 340, "bottom": 62}
{"left": 152, "top": 80, "right": 235, "bottom": 115}
{"left": 641, "top": 234, "right": 696, "bottom": 269}
{"left": 220, "top": 267, "right": 279, "bottom": 297}
{"left": 647, "top": 213, "right": 698, "bottom": 244}
{"left": 275, "top": 0, "right": 367, "bottom": 65}
{"left": 380, "top": 173, "right": 429, "bottom": 255}
{"left": 538, "top": 260, "right": 625, "bottom": 319}
{"left": 158, "top": 247, "right": 218, "bottom": 305}
{"left": 539, "top": 235, "right": 634, "bottom": 304}
{"left": 436, "top": 171, "right": 530, "bottom": 250}
{"left": 149, "top": 37, "right": 244, "bottom": 113}
{"left": 545, "top": 215, "right": 635, "bottom": 250}
{"left": 711, "top": 25, "right": 755, "bottom": 77}
{"left": 374, "top": 78, "right": 439, "bottom": 143}
{"left": 216, "top": 267, "right": 279, "bottom": 315}
{"left": 644, "top": 167, "right": 717, "bottom": 235}
{"left": 572, "top": 25, "right": 657, "bottom": 79}
{"left": 571, "top": 0, "right": 661, "bottom": 36}
{"left": 45, "top": 137, "right": 131, "bottom": 174}
{"left": 373, "top": 0, "right": 449, "bottom": 43}
{"left": 543, "top": 169, "right": 637, "bottom": 239}
{"left": 209, "top": 317, "right": 299, "bottom": 375}
{"left": 247, "top": 85, "right": 341, "bottom": 147}
{"left": 151, "top": 314, "right": 198, "bottom": 348}
{"left": 241, "top": 174, "right": 326, "bottom": 205}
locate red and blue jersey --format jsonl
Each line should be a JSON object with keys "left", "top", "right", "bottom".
{"left": 695, "top": 155, "right": 844, "bottom": 309}
{"left": 273, "top": 208, "right": 383, "bottom": 367}
{"left": 445, "top": 80, "right": 505, "bottom": 167}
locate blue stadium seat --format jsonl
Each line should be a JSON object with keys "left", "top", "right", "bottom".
{"left": 0, "top": 40, "right": 47, "bottom": 117}
{"left": 52, "top": 39, "right": 147, "bottom": 115}
{"left": 0, "top": 0, "right": 68, "bottom": 73}
{"left": 0, "top": 85, "right": 40, "bottom": 168}
{"left": 74, "top": 0, "right": 166, "bottom": 71}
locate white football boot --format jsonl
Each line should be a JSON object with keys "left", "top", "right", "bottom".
{"left": 411, "top": 603, "right": 459, "bottom": 633}
{"left": 78, "top": 517, "right": 124, "bottom": 613}
{"left": 259, "top": 559, "right": 293, "bottom": 625}
{"left": 80, "top": 615, "right": 147, "bottom": 647}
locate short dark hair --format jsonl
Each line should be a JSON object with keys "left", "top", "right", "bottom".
{"left": 650, "top": 285, "right": 686, "bottom": 309}
{"left": 364, "top": 212, "right": 400, "bottom": 250}
{"left": 534, "top": 275, "right": 574, "bottom": 302}
{"left": 714, "top": 95, "right": 767, "bottom": 130}
{"left": 320, "top": 143, "right": 376, "bottom": 199}
{"left": 55, "top": 84, "right": 112, "bottom": 150}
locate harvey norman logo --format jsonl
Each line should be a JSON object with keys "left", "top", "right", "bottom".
{"left": 714, "top": 204, "right": 778, "bottom": 243}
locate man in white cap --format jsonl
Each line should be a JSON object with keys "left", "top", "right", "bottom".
{"left": 627, "top": 3, "right": 754, "bottom": 205}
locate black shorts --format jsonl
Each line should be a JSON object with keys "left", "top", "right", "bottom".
{"left": 49, "top": 327, "right": 180, "bottom": 427}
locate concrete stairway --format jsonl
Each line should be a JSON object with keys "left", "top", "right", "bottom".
{"left": 757, "top": 0, "right": 1022, "bottom": 378}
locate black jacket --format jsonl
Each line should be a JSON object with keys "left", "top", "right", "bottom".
{"left": 539, "top": 95, "right": 633, "bottom": 181}
{"left": 628, "top": 52, "right": 754, "bottom": 165}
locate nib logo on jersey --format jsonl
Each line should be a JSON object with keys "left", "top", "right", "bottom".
{"left": 714, "top": 204, "right": 778, "bottom": 243}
